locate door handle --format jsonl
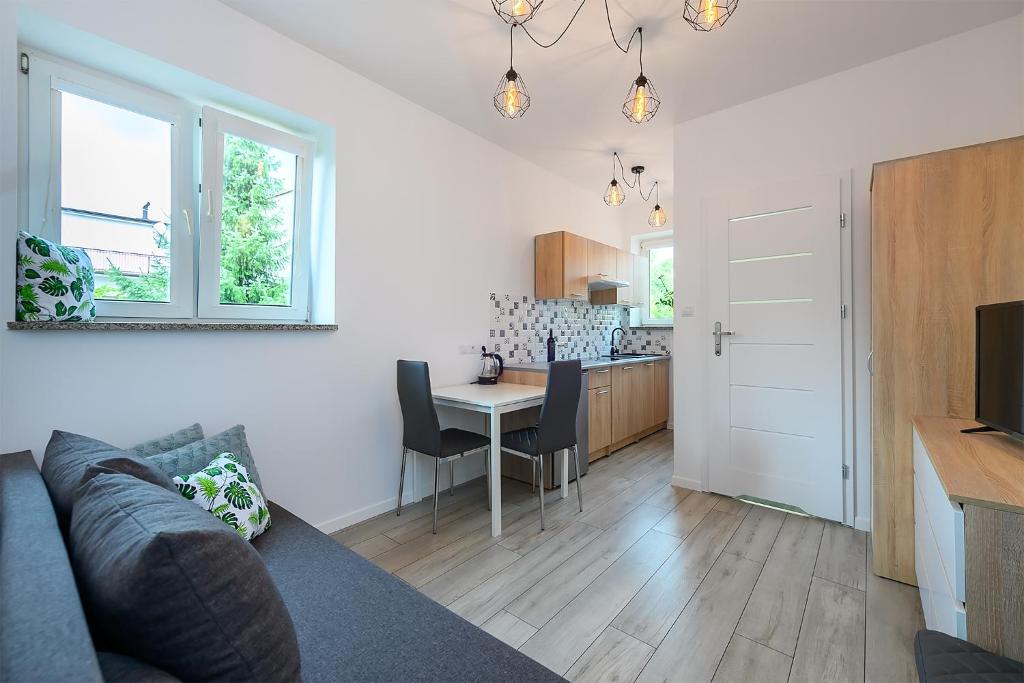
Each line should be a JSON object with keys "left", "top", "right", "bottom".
{"left": 867, "top": 351, "right": 874, "bottom": 376}
{"left": 712, "top": 321, "right": 735, "bottom": 357}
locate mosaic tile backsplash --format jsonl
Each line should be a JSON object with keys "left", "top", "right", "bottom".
{"left": 488, "top": 293, "right": 672, "bottom": 363}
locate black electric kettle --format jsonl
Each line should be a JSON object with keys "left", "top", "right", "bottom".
{"left": 478, "top": 346, "right": 504, "bottom": 385}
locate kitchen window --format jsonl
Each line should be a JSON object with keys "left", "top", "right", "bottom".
{"left": 640, "top": 237, "right": 674, "bottom": 326}
{"left": 23, "top": 52, "right": 315, "bottom": 322}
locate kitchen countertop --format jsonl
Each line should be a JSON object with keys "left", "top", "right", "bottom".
{"left": 505, "top": 355, "right": 670, "bottom": 372}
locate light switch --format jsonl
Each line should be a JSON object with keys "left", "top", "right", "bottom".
{"left": 681, "top": 306, "right": 695, "bottom": 317}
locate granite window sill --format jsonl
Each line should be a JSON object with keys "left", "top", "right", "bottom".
{"left": 7, "top": 321, "right": 338, "bottom": 332}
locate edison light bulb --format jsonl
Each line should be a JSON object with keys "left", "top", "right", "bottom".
{"left": 631, "top": 84, "right": 648, "bottom": 123}
{"left": 703, "top": 0, "right": 718, "bottom": 26}
{"left": 512, "top": 0, "right": 530, "bottom": 18}
{"left": 504, "top": 79, "right": 521, "bottom": 117}
{"left": 605, "top": 180, "right": 625, "bottom": 207}
{"left": 649, "top": 204, "right": 667, "bottom": 228}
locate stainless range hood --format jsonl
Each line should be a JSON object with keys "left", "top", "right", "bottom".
{"left": 587, "top": 278, "right": 630, "bottom": 291}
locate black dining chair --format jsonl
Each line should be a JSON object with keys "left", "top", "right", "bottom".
{"left": 396, "top": 360, "right": 492, "bottom": 534}
{"left": 500, "top": 359, "right": 583, "bottom": 529}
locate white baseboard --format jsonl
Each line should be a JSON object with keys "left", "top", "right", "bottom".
{"left": 854, "top": 515, "right": 871, "bottom": 532}
{"left": 315, "top": 495, "right": 402, "bottom": 535}
{"left": 671, "top": 474, "right": 703, "bottom": 491}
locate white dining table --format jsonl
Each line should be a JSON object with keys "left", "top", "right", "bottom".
{"left": 431, "top": 382, "right": 569, "bottom": 537}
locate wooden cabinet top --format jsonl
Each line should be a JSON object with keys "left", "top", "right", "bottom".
{"left": 913, "top": 416, "right": 1024, "bottom": 514}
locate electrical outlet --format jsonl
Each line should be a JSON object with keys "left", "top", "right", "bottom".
{"left": 459, "top": 344, "right": 482, "bottom": 355}
{"left": 681, "top": 306, "right": 696, "bottom": 317}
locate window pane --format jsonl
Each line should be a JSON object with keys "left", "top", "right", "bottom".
{"left": 649, "top": 245, "right": 674, "bottom": 321}
{"left": 219, "top": 133, "right": 297, "bottom": 306}
{"left": 60, "top": 92, "right": 172, "bottom": 303}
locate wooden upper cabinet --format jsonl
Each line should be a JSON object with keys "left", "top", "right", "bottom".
{"left": 591, "top": 249, "right": 637, "bottom": 306}
{"left": 617, "top": 250, "right": 634, "bottom": 305}
{"left": 535, "top": 231, "right": 589, "bottom": 300}
{"left": 588, "top": 240, "right": 616, "bottom": 284}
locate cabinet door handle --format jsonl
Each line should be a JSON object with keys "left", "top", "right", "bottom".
{"left": 622, "top": 366, "right": 634, "bottom": 370}
{"left": 596, "top": 389, "right": 609, "bottom": 395}
{"left": 595, "top": 369, "right": 610, "bottom": 374}
{"left": 646, "top": 363, "right": 654, "bottom": 366}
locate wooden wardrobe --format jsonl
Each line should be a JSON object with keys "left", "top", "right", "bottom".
{"left": 871, "top": 136, "right": 1024, "bottom": 584}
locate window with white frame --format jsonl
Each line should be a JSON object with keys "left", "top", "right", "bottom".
{"left": 640, "top": 237, "right": 674, "bottom": 326}
{"left": 24, "top": 53, "right": 315, "bottom": 321}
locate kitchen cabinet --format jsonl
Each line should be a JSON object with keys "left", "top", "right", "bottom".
{"left": 535, "top": 231, "right": 588, "bottom": 300}
{"left": 591, "top": 249, "right": 637, "bottom": 306}
{"left": 588, "top": 386, "right": 612, "bottom": 461}
{"left": 587, "top": 240, "right": 616, "bottom": 285}
{"left": 654, "top": 359, "right": 669, "bottom": 425}
{"left": 611, "top": 364, "right": 639, "bottom": 443}
{"left": 637, "top": 361, "right": 656, "bottom": 432}
{"left": 610, "top": 359, "right": 670, "bottom": 451}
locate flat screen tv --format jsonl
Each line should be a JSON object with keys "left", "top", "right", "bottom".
{"left": 973, "top": 301, "right": 1024, "bottom": 440}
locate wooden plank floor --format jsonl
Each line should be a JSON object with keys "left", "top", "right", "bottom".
{"left": 332, "top": 430, "right": 924, "bottom": 682}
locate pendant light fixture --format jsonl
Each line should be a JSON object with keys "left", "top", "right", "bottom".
{"left": 682, "top": 0, "right": 739, "bottom": 32}
{"left": 492, "top": 0, "right": 543, "bottom": 26}
{"left": 648, "top": 182, "right": 668, "bottom": 227}
{"left": 622, "top": 28, "right": 660, "bottom": 124}
{"left": 604, "top": 155, "right": 625, "bottom": 206}
{"left": 489, "top": 0, "right": 738, "bottom": 121}
{"left": 493, "top": 26, "right": 530, "bottom": 119}
{"left": 604, "top": 153, "right": 668, "bottom": 227}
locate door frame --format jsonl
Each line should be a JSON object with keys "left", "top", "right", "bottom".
{"left": 698, "top": 170, "right": 855, "bottom": 525}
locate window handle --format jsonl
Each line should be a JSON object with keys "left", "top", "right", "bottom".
{"left": 181, "top": 208, "right": 193, "bottom": 236}
{"left": 206, "top": 189, "right": 213, "bottom": 217}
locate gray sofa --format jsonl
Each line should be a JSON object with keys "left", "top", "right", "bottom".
{"left": 0, "top": 450, "right": 562, "bottom": 682}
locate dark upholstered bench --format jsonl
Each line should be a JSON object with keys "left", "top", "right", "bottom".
{"left": 915, "top": 630, "right": 1023, "bottom": 682}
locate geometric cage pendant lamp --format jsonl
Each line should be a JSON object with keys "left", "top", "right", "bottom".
{"left": 603, "top": 152, "right": 668, "bottom": 227}
{"left": 489, "top": 0, "right": 738, "bottom": 120}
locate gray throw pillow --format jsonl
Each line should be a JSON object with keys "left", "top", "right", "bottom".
{"left": 71, "top": 472, "right": 300, "bottom": 683}
{"left": 145, "top": 425, "right": 264, "bottom": 494}
{"left": 126, "top": 423, "right": 204, "bottom": 458}
{"left": 41, "top": 430, "right": 176, "bottom": 533}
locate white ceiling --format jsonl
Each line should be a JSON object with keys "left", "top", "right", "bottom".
{"left": 221, "top": 0, "right": 1023, "bottom": 205}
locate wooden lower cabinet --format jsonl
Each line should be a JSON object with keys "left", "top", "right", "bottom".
{"left": 611, "top": 364, "right": 638, "bottom": 443}
{"left": 588, "top": 386, "right": 612, "bottom": 461}
{"left": 654, "top": 360, "right": 669, "bottom": 425}
{"left": 606, "top": 360, "right": 670, "bottom": 455}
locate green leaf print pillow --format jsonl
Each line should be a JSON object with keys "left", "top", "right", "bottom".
{"left": 173, "top": 453, "right": 271, "bottom": 541}
{"left": 16, "top": 231, "right": 96, "bottom": 322}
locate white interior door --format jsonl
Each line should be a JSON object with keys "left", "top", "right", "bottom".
{"left": 707, "top": 175, "right": 844, "bottom": 522}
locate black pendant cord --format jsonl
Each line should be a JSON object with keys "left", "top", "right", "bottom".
{"left": 638, "top": 179, "right": 657, "bottom": 202}
{"left": 613, "top": 153, "right": 658, "bottom": 200}
{"left": 518, "top": 0, "right": 641, "bottom": 61}
{"left": 613, "top": 153, "right": 635, "bottom": 188}
{"left": 604, "top": 1, "right": 642, "bottom": 58}
{"left": 520, "top": 0, "right": 590, "bottom": 48}
{"left": 509, "top": 25, "right": 515, "bottom": 70}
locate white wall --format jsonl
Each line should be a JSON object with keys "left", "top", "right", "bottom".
{"left": 0, "top": 0, "right": 629, "bottom": 531}
{"left": 671, "top": 14, "right": 1024, "bottom": 529}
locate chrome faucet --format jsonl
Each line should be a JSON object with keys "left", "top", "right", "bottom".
{"left": 611, "top": 327, "right": 625, "bottom": 356}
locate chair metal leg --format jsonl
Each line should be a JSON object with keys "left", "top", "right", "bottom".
{"left": 449, "top": 459, "right": 456, "bottom": 496}
{"left": 572, "top": 445, "right": 584, "bottom": 512}
{"left": 432, "top": 457, "right": 441, "bottom": 534}
{"left": 537, "top": 455, "right": 545, "bottom": 530}
{"left": 484, "top": 453, "right": 491, "bottom": 511}
{"left": 531, "top": 459, "right": 536, "bottom": 494}
{"left": 397, "top": 447, "right": 408, "bottom": 517}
